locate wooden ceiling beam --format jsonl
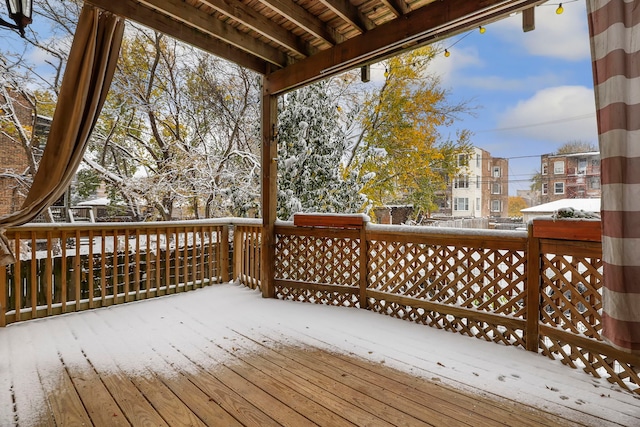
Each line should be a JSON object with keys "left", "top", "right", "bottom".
{"left": 136, "top": 0, "right": 287, "bottom": 67}
{"left": 199, "top": 0, "right": 311, "bottom": 57}
{"left": 256, "top": 0, "right": 343, "bottom": 46}
{"left": 86, "top": 0, "right": 269, "bottom": 74}
{"left": 265, "top": 0, "right": 546, "bottom": 95}
{"left": 317, "top": 0, "right": 376, "bottom": 33}
{"left": 378, "top": 0, "right": 410, "bottom": 17}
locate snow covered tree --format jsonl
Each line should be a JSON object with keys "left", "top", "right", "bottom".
{"left": 277, "top": 81, "right": 367, "bottom": 220}
{"left": 83, "top": 30, "right": 261, "bottom": 220}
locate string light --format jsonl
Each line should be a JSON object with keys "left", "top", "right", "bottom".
{"left": 383, "top": 68, "right": 389, "bottom": 77}
{"left": 444, "top": 49, "right": 450, "bottom": 58}
{"left": 479, "top": 26, "right": 486, "bottom": 34}
{"left": 541, "top": 1, "right": 577, "bottom": 13}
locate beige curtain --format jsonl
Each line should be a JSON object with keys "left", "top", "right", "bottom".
{"left": 0, "top": 5, "right": 124, "bottom": 266}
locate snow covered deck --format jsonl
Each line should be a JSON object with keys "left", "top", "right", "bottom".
{"left": 1, "top": 283, "right": 639, "bottom": 426}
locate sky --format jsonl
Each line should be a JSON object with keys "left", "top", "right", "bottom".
{"left": 433, "top": 1, "right": 597, "bottom": 196}
{"left": 2, "top": 282, "right": 639, "bottom": 425}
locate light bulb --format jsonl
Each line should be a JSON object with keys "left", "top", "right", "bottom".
{"left": 444, "top": 49, "right": 450, "bottom": 58}
{"left": 556, "top": 3, "right": 564, "bottom": 14}
{"left": 383, "top": 68, "right": 389, "bottom": 77}
{"left": 479, "top": 26, "right": 486, "bottom": 34}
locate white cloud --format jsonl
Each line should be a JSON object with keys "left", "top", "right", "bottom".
{"left": 428, "top": 45, "right": 483, "bottom": 86}
{"left": 496, "top": 85, "right": 598, "bottom": 143}
{"left": 492, "top": 2, "right": 590, "bottom": 61}
{"left": 26, "top": 33, "right": 74, "bottom": 70}
{"left": 461, "top": 72, "right": 565, "bottom": 92}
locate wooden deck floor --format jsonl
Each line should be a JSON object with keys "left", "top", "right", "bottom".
{"left": 1, "top": 284, "right": 639, "bottom": 426}
{"left": 4, "top": 334, "right": 587, "bottom": 427}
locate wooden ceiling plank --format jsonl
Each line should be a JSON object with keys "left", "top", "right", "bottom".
{"left": 86, "top": 0, "right": 268, "bottom": 74}
{"left": 199, "top": 0, "right": 311, "bottom": 57}
{"left": 137, "top": 0, "right": 287, "bottom": 66}
{"left": 256, "top": 0, "right": 342, "bottom": 46}
{"left": 265, "top": 0, "right": 545, "bottom": 95}
{"left": 317, "top": 0, "right": 376, "bottom": 32}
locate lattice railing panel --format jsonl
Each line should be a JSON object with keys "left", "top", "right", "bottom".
{"left": 536, "top": 243, "right": 640, "bottom": 394}
{"left": 275, "top": 234, "right": 360, "bottom": 286}
{"left": 540, "top": 334, "right": 640, "bottom": 393}
{"left": 276, "top": 285, "right": 359, "bottom": 307}
{"left": 540, "top": 253, "right": 602, "bottom": 338}
{"left": 367, "top": 240, "right": 526, "bottom": 317}
{"left": 369, "top": 299, "right": 525, "bottom": 347}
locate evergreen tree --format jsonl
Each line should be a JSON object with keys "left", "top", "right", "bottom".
{"left": 277, "top": 81, "right": 367, "bottom": 220}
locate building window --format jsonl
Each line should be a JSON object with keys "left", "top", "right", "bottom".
{"left": 493, "top": 166, "right": 501, "bottom": 177}
{"left": 578, "top": 159, "right": 587, "bottom": 174}
{"left": 458, "top": 154, "right": 469, "bottom": 166}
{"left": 492, "top": 183, "right": 501, "bottom": 194}
{"left": 454, "top": 175, "right": 469, "bottom": 189}
{"left": 542, "top": 183, "right": 548, "bottom": 195}
{"left": 491, "top": 200, "right": 501, "bottom": 212}
{"left": 542, "top": 163, "right": 548, "bottom": 175}
{"left": 476, "top": 176, "right": 480, "bottom": 189}
{"left": 554, "top": 182, "right": 564, "bottom": 194}
{"left": 454, "top": 197, "right": 469, "bottom": 211}
{"left": 554, "top": 161, "right": 564, "bottom": 174}
{"left": 590, "top": 177, "right": 601, "bottom": 189}
{"left": 476, "top": 198, "right": 480, "bottom": 211}
{"left": 476, "top": 155, "right": 480, "bottom": 167}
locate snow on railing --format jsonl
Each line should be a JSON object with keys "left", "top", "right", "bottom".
{"left": 0, "top": 219, "right": 235, "bottom": 326}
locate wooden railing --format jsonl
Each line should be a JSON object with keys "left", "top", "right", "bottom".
{"left": 531, "top": 219, "right": 640, "bottom": 393}
{"left": 266, "top": 216, "right": 640, "bottom": 394}
{"left": 233, "top": 220, "right": 262, "bottom": 290}
{"left": 0, "top": 220, "right": 231, "bottom": 326}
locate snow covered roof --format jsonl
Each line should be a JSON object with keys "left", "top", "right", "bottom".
{"left": 76, "top": 197, "right": 110, "bottom": 206}
{"left": 544, "top": 151, "right": 600, "bottom": 158}
{"left": 521, "top": 198, "right": 601, "bottom": 213}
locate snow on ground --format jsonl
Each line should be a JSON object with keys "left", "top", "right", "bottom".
{"left": 1, "top": 282, "right": 639, "bottom": 426}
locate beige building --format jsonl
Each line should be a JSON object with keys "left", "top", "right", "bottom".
{"left": 435, "top": 147, "right": 509, "bottom": 219}
{"left": 539, "top": 152, "right": 601, "bottom": 204}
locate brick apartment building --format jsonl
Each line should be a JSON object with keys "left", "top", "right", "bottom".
{"left": 434, "top": 147, "right": 509, "bottom": 219}
{"left": 539, "top": 151, "right": 601, "bottom": 204}
{"left": 0, "top": 88, "right": 51, "bottom": 217}
{"left": 1, "top": 89, "right": 33, "bottom": 216}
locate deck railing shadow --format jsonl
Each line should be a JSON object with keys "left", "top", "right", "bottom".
{"left": 1, "top": 215, "right": 638, "bottom": 394}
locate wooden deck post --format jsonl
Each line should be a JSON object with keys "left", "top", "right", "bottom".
{"left": 359, "top": 225, "right": 368, "bottom": 309}
{"left": 525, "top": 222, "right": 541, "bottom": 353}
{"left": 220, "top": 225, "right": 230, "bottom": 283}
{"left": 261, "top": 75, "right": 278, "bottom": 298}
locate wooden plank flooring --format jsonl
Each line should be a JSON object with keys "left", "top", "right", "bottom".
{"left": 1, "top": 284, "right": 639, "bottom": 426}
{"left": 9, "top": 335, "right": 588, "bottom": 427}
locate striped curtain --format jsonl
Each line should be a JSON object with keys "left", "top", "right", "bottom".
{"left": 588, "top": 0, "right": 640, "bottom": 353}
